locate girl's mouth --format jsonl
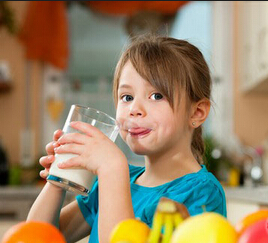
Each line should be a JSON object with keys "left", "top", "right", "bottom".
{"left": 128, "top": 128, "right": 152, "bottom": 137}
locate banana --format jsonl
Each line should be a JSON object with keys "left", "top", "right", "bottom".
{"left": 173, "top": 212, "right": 183, "bottom": 227}
{"left": 147, "top": 211, "right": 163, "bottom": 243}
{"left": 157, "top": 200, "right": 176, "bottom": 213}
{"left": 147, "top": 198, "right": 190, "bottom": 243}
{"left": 161, "top": 214, "right": 174, "bottom": 243}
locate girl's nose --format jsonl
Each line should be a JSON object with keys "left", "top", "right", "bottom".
{"left": 129, "top": 101, "right": 146, "bottom": 117}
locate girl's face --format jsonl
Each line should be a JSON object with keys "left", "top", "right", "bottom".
{"left": 116, "top": 61, "right": 192, "bottom": 156}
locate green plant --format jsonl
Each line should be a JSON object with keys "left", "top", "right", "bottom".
{"left": 203, "top": 135, "right": 234, "bottom": 182}
{"left": 203, "top": 135, "right": 220, "bottom": 172}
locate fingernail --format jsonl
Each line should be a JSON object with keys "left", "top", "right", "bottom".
{"left": 57, "top": 162, "right": 63, "bottom": 168}
{"left": 53, "top": 142, "right": 58, "bottom": 147}
{"left": 70, "top": 121, "right": 77, "bottom": 126}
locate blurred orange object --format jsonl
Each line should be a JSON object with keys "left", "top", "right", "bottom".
{"left": 235, "top": 209, "right": 268, "bottom": 236}
{"left": 1, "top": 221, "right": 66, "bottom": 243}
{"left": 87, "top": 1, "right": 189, "bottom": 16}
{"left": 19, "top": 1, "right": 69, "bottom": 70}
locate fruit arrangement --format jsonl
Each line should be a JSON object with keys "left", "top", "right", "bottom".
{"left": 110, "top": 197, "right": 268, "bottom": 243}
{"left": 1, "top": 199, "right": 267, "bottom": 243}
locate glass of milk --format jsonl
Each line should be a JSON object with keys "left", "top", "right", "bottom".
{"left": 47, "top": 104, "right": 119, "bottom": 196}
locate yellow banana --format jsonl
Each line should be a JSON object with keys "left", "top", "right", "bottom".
{"left": 173, "top": 212, "right": 183, "bottom": 227}
{"left": 147, "top": 211, "right": 163, "bottom": 243}
{"left": 161, "top": 214, "right": 174, "bottom": 243}
{"left": 147, "top": 198, "right": 190, "bottom": 243}
{"left": 157, "top": 200, "right": 176, "bottom": 213}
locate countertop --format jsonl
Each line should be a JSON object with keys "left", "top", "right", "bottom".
{"left": 1, "top": 184, "right": 268, "bottom": 218}
{"left": 1, "top": 184, "right": 268, "bottom": 203}
{"left": 0, "top": 186, "right": 89, "bottom": 242}
{"left": 0, "top": 185, "right": 46, "bottom": 199}
{"left": 0, "top": 185, "right": 76, "bottom": 221}
{"left": 223, "top": 185, "right": 268, "bottom": 205}
{"left": 0, "top": 185, "right": 75, "bottom": 200}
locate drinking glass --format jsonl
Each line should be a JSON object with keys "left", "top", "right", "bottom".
{"left": 47, "top": 104, "right": 119, "bottom": 196}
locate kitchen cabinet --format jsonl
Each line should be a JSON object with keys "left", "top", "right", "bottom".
{"left": 224, "top": 185, "right": 268, "bottom": 225}
{"left": 240, "top": 2, "right": 268, "bottom": 94}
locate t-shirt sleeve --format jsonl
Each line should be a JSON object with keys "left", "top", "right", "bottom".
{"left": 76, "top": 179, "right": 99, "bottom": 228}
{"left": 140, "top": 175, "right": 226, "bottom": 227}
{"left": 168, "top": 177, "right": 227, "bottom": 217}
{"left": 185, "top": 179, "right": 226, "bottom": 216}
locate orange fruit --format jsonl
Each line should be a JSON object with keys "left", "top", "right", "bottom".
{"left": 110, "top": 218, "right": 150, "bottom": 243}
{"left": 235, "top": 209, "right": 268, "bottom": 236}
{"left": 1, "top": 221, "right": 66, "bottom": 243}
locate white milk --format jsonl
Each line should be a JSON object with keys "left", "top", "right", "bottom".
{"left": 49, "top": 153, "right": 95, "bottom": 191}
{"left": 47, "top": 105, "right": 119, "bottom": 195}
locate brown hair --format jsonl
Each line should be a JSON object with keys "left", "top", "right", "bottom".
{"left": 113, "top": 35, "right": 212, "bottom": 163}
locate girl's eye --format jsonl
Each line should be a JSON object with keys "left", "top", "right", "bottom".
{"left": 150, "top": 93, "right": 163, "bottom": 100}
{"left": 121, "top": 95, "right": 134, "bottom": 102}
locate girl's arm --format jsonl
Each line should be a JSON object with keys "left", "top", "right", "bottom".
{"left": 27, "top": 182, "right": 91, "bottom": 242}
{"left": 27, "top": 130, "right": 65, "bottom": 225}
{"left": 98, "top": 155, "right": 135, "bottom": 243}
{"left": 27, "top": 129, "right": 91, "bottom": 242}
{"left": 26, "top": 182, "right": 66, "bottom": 226}
{"left": 56, "top": 121, "right": 135, "bottom": 243}
{"left": 60, "top": 199, "right": 91, "bottom": 242}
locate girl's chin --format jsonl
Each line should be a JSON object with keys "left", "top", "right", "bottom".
{"left": 129, "top": 146, "right": 144, "bottom": 154}
{"left": 125, "top": 137, "right": 156, "bottom": 155}
{"left": 128, "top": 144, "right": 154, "bottom": 156}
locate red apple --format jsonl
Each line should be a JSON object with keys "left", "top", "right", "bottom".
{"left": 237, "top": 218, "right": 268, "bottom": 243}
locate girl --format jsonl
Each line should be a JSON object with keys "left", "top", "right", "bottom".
{"left": 27, "top": 35, "right": 227, "bottom": 243}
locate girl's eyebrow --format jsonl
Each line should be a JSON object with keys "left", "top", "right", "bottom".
{"left": 118, "top": 84, "right": 132, "bottom": 89}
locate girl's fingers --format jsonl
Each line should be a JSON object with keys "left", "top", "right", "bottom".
{"left": 70, "top": 121, "right": 100, "bottom": 137}
{"left": 53, "top": 129, "right": 63, "bottom": 141}
{"left": 45, "top": 130, "right": 63, "bottom": 155}
{"left": 39, "top": 168, "right": 49, "bottom": 179}
{"left": 46, "top": 142, "right": 56, "bottom": 155}
{"left": 57, "top": 156, "right": 82, "bottom": 169}
{"left": 39, "top": 155, "right": 54, "bottom": 169}
{"left": 57, "top": 132, "right": 89, "bottom": 146}
{"left": 54, "top": 143, "right": 84, "bottom": 155}
{"left": 40, "top": 130, "right": 63, "bottom": 177}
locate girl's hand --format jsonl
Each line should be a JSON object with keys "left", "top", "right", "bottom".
{"left": 39, "top": 129, "right": 63, "bottom": 179}
{"left": 54, "top": 121, "right": 126, "bottom": 175}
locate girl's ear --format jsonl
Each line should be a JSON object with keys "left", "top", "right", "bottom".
{"left": 190, "top": 98, "right": 211, "bottom": 128}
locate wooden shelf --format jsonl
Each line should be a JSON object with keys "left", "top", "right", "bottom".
{"left": 0, "top": 81, "right": 12, "bottom": 93}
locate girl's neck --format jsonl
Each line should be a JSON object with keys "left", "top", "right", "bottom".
{"left": 136, "top": 148, "right": 202, "bottom": 187}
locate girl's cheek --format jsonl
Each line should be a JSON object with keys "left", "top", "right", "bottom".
{"left": 116, "top": 108, "right": 127, "bottom": 123}
{"left": 119, "top": 130, "right": 127, "bottom": 141}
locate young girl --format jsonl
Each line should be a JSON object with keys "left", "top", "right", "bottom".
{"left": 27, "top": 35, "right": 227, "bottom": 243}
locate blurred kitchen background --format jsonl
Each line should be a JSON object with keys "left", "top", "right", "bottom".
{"left": 1, "top": 1, "right": 268, "bottom": 240}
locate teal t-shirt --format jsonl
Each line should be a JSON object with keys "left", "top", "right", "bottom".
{"left": 76, "top": 164, "right": 227, "bottom": 243}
